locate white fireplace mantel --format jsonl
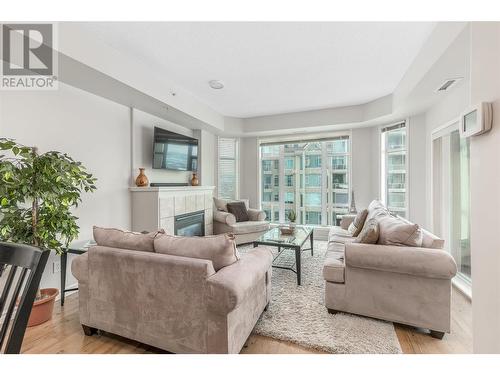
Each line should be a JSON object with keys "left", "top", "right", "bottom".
{"left": 129, "top": 186, "right": 215, "bottom": 193}
{"left": 129, "top": 186, "right": 215, "bottom": 235}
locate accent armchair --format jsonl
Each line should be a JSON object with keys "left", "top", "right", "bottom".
{"left": 212, "top": 198, "right": 270, "bottom": 245}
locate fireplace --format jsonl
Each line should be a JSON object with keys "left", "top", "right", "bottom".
{"left": 174, "top": 210, "right": 205, "bottom": 237}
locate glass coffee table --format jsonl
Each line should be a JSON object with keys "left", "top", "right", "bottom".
{"left": 253, "top": 226, "right": 313, "bottom": 285}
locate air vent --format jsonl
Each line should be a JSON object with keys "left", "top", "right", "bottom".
{"left": 437, "top": 77, "right": 463, "bottom": 92}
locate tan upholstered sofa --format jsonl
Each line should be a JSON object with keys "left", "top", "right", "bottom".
{"left": 71, "top": 229, "right": 273, "bottom": 354}
{"left": 213, "top": 198, "right": 270, "bottom": 245}
{"left": 323, "top": 200, "right": 457, "bottom": 339}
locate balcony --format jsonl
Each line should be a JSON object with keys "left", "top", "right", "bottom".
{"left": 388, "top": 183, "right": 406, "bottom": 190}
{"left": 388, "top": 164, "right": 406, "bottom": 171}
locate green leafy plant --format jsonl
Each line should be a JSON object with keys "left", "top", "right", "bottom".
{"left": 0, "top": 138, "right": 97, "bottom": 255}
{"left": 287, "top": 209, "right": 296, "bottom": 223}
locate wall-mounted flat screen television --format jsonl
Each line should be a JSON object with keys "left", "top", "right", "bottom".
{"left": 152, "top": 127, "right": 198, "bottom": 171}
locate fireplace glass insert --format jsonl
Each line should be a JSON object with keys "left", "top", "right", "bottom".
{"left": 174, "top": 210, "right": 205, "bottom": 237}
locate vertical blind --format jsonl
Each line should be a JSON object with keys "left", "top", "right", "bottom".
{"left": 218, "top": 138, "right": 238, "bottom": 200}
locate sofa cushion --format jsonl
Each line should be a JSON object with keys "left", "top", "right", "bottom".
{"left": 330, "top": 234, "right": 357, "bottom": 245}
{"left": 247, "top": 208, "right": 266, "bottom": 221}
{"left": 154, "top": 233, "right": 240, "bottom": 271}
{"left": 421, "top": 228, "right": 445, "bottom": 249}
{"left": 228, "top": 221, "right": 270, "bottom": 234}
{"left": 366, "top": 199, "right": 390, "bottom": 222}
{"left": 397, "top": 215, "right": 444, "bottom": 249}
{"left": 328, "top": 226, "right": 352, "bottom": 241}
{"left": 323, "top": 252, "right": 345, "bottom": 283}
{"left": 227, "top": 201, "right": 249, "bottom": 222}
{"left": 345, "top": 243, "right": 457, "bottom": 279}
{"left": 377, "top": 215, "right": 423, "bottom": 247}
{"left": 327, "top": 240, "right": 345, "bottom": 254}
{"left": 213, "top": 197, "right": 229, "bottom": 211}
{"left": 347, "top": 209, "right": 368, "bottom": 237}
{"left": 93, "top": 226, "right": 164, "bottom": 252}
{"left": 354, "top": 218, "right": 379, "bottom": 244}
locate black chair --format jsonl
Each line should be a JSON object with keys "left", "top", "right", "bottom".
{"left": 0, "top": 242, "right": 49, "bottom": 354}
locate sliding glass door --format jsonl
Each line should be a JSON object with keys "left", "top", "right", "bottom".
{"left": 432, "top": 125, "right": 471, "bottom": 288}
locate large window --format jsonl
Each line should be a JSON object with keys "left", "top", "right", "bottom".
{"left": 218, "top": 137, "right": 238, "bottom": 200}
{"left": 432, "top": 125, "right": 471, "bottom": 290}
{"left": 381, "top": 122, "right": 407, "bottom": 217}
{"left": 260, "top": 136, "right": 350, "bottom": 225}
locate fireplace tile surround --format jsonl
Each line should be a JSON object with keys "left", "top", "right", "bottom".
{"left": 130, "top": 186, "right": 215, "bottom": 235}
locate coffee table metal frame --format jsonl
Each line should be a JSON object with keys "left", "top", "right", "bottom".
{"left": 252, "top": 226, "right": 313, "bottom": 285}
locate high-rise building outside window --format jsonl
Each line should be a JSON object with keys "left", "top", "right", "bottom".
{"left": 260, "top": 136, "right": 350, "bottom": 225}
{"left": 381, "top": 122, "right": 407, "bottom": 217}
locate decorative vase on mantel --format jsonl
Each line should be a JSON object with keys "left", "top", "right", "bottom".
{"left": 135, "top": 168, "right": 149, "bottom": 187}
{"left": 190, "top": 172, "right": 199, "bottom": 186}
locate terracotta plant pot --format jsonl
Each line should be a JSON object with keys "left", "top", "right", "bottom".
{"left": 27, "top": 288, "right": 59, "bottom": 327}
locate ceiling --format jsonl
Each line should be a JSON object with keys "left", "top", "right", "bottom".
{"left": 77, "top": 22, "right": 436, "bottom": 118}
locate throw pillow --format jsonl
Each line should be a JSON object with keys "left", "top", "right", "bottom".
{"left": 377, "top": 215, "right": 423, "bottom": 247}
{"left": 93, "top": 226, "right": 165, "bottom": 252}
{"left": 366, "top": 199, "right": 390, "bottom": 222}
{"left": 354, "top": 218, "right": 379, "bottom": 244}
{"left": 154, "top": 233, "right": 240, "bottom": 271}
{"left": 347, "top": 209, "right": 369, "bottom": 237}
{"left": 213, "top": 197, "right": 229, "bottom": 212}
{"left": 226, "top": 201, "right": 249, "bottom": 222}
{"left": 397, "top": 215, "right": 444, "bottom": 249}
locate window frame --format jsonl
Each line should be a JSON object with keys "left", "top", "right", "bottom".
{"left": 217, "top": 137, "right": 239, "bottom": 200}
{"left": 258, "top": 133, "right": 351, "bottom": 226}
{"left": 380, "top": 121, "right": 409, "bottom": 218}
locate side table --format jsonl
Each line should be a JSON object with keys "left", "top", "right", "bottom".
{"left": 60, "top": 240, "right": 95, "bottom": 306}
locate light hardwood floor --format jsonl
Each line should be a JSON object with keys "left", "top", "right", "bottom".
{"left": 21, "top": 288, "right": 472, "bottom": 354}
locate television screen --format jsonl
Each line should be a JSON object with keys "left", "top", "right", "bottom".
{"left": 152, "top": 127, "right": 198, "bottom": 171}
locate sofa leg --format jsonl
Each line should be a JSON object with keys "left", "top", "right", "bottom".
{"left": 327, "top": 308, "right": 339, "bottom": 315}
{"left": 82, "top": 324, "right": 98, "bottom": 336}
{"left": 430, "top": 330, "right": 445, "bottom": 340}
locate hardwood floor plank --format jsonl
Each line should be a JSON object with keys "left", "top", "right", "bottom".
{"left": 21, "top": 288, "right": 472, "bottom": 354}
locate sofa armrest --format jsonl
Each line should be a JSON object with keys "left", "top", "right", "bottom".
{"left": 213, "top": 210, "right": 237, "bottom": 226}
{"left": 345, "top": 243, "right": 457, "bottom": 279}
{"left": 247, "top": 208, "right": 266, "bottom": 221}
{"left": 207, "top": 247, "right": 273, "bottom": 314}
{"left": 340, "top": 214, "right": 356, "bottom": 230}
{"left": 71, "top": 252, "right": 89, "bottom": 284}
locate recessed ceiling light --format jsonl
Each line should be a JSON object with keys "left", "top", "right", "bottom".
{"left": 209, "top": 80, "right": 224, "bottom": 89}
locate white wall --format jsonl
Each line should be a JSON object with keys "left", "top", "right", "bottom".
{"left": 194, "top": 129, "right": 217, "bottom": 187}
{"left": 468, "top": 22, "right": 500, "bottom": 354}
{"left": 420, "top": 22, "right": 500, "bottom": 353}
{"left": 407, "top": 114, "right": 428, "bottom": 227}
{"left": 351, "top": 127, "right": 377, "bottom": 210}
{"left": 0, "top": 82, "right": 131, "bottom": 290}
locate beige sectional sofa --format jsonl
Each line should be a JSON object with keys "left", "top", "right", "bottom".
{"left": 323, "top": 200, "right": 457, "bottom": 339}
{"left": 72, "top": 228, "right": 273, "bottom": 353}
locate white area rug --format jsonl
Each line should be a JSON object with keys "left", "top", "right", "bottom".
{"left": 239, "top": 241, "right": 402, "bottom": 354}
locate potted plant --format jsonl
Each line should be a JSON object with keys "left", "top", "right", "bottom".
{"left": 287, "top": 209, "right": 297, "bottom": 226}
{"left": 279, "top": 209, "right": 297, "bottom": 235}
{"left": 0, "top": 138, "right": 96, "bottom": 326}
